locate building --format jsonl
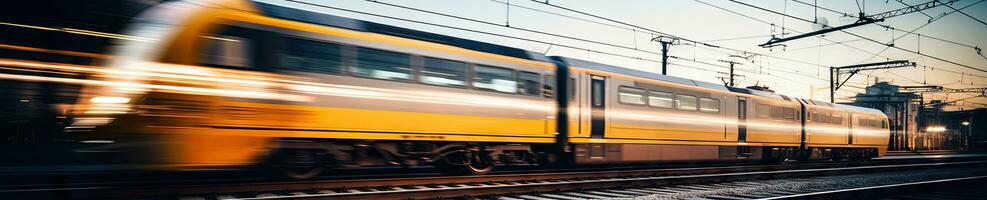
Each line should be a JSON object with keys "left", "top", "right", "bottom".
{"left": 940, "top": 108, "right": 986, "bottom": 151}
{"left": 850, "top": 82, "right": 921, "bottom": 151}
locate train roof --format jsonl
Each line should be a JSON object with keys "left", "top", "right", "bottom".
{"left": 252, "top": 2, "right": 551, "bottom": 62}
{"left": 552, "top": 56, "right": 733, "bottom": 93}
{"left": 250, "top": 1, "right": 883, "bottom": 116}
{"left": 251, "top": 2, "right": 773, "bottom": 99}
{"left": 834, "top": 103, "right": 886, "bottom": 115}
{"left": 796, "top": 98, "right": 885, "bottom": 115}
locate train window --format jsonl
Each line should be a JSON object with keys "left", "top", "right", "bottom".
{"left": 351, "top": 47, "right": 412, "bottom": 81}
{"left": 281, "top": 37, "right": 343, "bottom": 74}
{"left": 699, "top": 98, "right": 719, "bottom": 113}
{"left": 770, "top": 106, "right": 784, "bottom": 119}
{"left": 782, "top": 107, "right": 795, "bottom": 120}
{"left": 881, "top": 119, "right": 887, "bottom": 128}
{"left": 518, "top": 71, "right": 541, "bottom": 96}
{"left": 811, "top": 112, "right": 819, "bottom": 122}
{"left": 617, "top": 86, "right": 646, "bottom": 105}
{"left": 473, "top": 65, "right": 517, "bottom": 93}
{"left": 675, "top": 94, "right": 698, "bottom": 111}
{"left": 756, "top": 104, "right": 770, "bottom": 118}
{"left": 647, "top": 91, "right": 673, "bottom": 108}
{"left": 568, "top": 77, "right": 575, "bottom": 101}
{"left": 420, "top": 57, "right": 467, "bottom": 87}
{"left": 201, "top": 34, "right": 252, "bottom": 68}
{"left": 832, "top": 114, "right": 843, "bottom": 125}
{"left": 543, "top": 75, "right": 554, "bottom": 98}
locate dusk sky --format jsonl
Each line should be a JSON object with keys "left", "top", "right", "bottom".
{"left": 266, "top": 0, "right": 987, "bottom": 110}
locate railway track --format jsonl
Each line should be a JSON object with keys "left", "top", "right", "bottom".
{"left": 499, "top": 162, "right": 987, "bottom": 200}
{"left": 3, "top": 155, "right": 985, "bottom": 199}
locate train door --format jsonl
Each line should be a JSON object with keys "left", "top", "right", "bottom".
{"left": 737, "top": 98, "right": 748, "bottom": 143}
{"left": 589, "top": 75, "right": 606, "bottom": 158}
{"left": 847, "top": 113, "right": 854, "bottom": 145}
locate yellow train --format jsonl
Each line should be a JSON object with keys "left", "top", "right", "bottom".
{"left": 68, "top": 0, "right": 890, "bottom": 178}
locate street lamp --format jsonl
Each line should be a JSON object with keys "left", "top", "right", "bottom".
{"left": 963, "top": 121, "right": 971, "bottom": 150}
{"left": 925, "top": 126, "right": 946, "bottom": 132}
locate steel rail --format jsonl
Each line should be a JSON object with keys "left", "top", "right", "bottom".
{"left": 87, "top": 159, "right": 985, "bottom": 199}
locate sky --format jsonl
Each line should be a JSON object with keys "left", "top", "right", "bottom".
{"left": 262, "top": 0, "right": 987, "bottom": 110}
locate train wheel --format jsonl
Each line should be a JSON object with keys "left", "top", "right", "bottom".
{"left": 435, "top": 149, "right": 493, "bottom": 175}
{"left": 279, "top": 149, "right": 325, "bottom": 179}
{"left": 830, "top": 149, "right": 846, "bottom": 162}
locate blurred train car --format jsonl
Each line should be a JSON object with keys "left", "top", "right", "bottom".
{"left": 42, "top": 0, "right": 891, "bottom": 178}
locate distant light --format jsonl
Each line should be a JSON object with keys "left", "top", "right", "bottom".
{"left": 72, "top": 117, "right": 114, "bottom": 126}
{"left": 926, "top": 126, "right": 946, "bottom": 132}
{"left": 80, "top": 140, "right": 115, "bottom": 144}
{"left": 91, "top": 96, "right": 130, "bottom": 104}
{"left": 962, "top": 121, "right": 970, "bottom": 126}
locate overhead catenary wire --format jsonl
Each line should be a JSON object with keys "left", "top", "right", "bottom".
{"left": 777, "top": 0, "right": 987, "bottom": 75}
{"left": 357, "top": 0, "right": 754, "bottom": 75}
{"left": 361, "top": 0, "right": 663, "bottom": 56}
{"left": 285, "top": 0, "right": 661, "bottom": 62}
{"left": 792, "top": 0, "right": 983, "bottom": 49}
{"left": 691, "top": 0, "right": 887, "bottom": 70}
{"left": 532, "top": 0, "right": 839, "bottom": 73}
{"left": 941, "top": 3, "right": 987, "bottom": 27}
{"left": 531, "top": 0, "right": 987, "bottom": 88}
{"left": 525, "top": 0, "right": 857, "bottom": 87}
{"left": 285, "top": 0, "right": 733, "bottom": 75}
{"left": 692, "top": 0, "right": 985, "bottom": 106}
{"left": 713, "top": 0, "right": 987, "bottom": 88}
{"left": 292, "top": 0, "right": 983, "bottom": 107}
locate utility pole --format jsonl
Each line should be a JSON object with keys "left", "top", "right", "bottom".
{"left": 830, "top": 60, "right": 916, "bottom": 103}
{"left": 969, "top": 112, "right": 974, "bottom": 150}
{"left": 830, "top": 68, "right": 835, "bottom": 103}
{"left": 652, "top": 36, "right": 679, "bottom": 75}
{"left": 660, "top": 42, "right": 670, "bottom": 75}
{"left": 718, "top": 60, "right": 743, "bottom": 87}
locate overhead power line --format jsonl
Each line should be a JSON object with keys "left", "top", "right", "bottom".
{"left": 362, "top": 0, "right": 662, "bottom": 56}
{"left": 696, "top": 0, "right": 985, "bottom": 106}
{"left": 356, "top": 0, "right": 757, "bottom": 75}
{"left": 696, "top": 0, "right": 987, "bottom": 82}
{"left": 532, "top": 0, "right": 842, "bottom": 71}
{"left": 758, "top": 0, "right": 958, "bottom": 48}
{"left": 725, "top": 0, "right": 987, "bottom": 75}
{"left": 284, "top": 0, "right": 661, "bottom": 63}
{"left": 865, "top": 0, "right": 961, "bottom": 19}
{"left": 941, "top": 3, "right": 987, "bottom": 27}
{"left": 791, "top": 0, "right": 981, "bottom": 49}
{"left": 284, "top": 0, "right": 742, "bottom": 75}
{"left": 291, "top": 0, "right": 982, "bottom": 106}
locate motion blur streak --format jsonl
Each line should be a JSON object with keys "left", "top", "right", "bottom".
{"left": 0, "top": 59, "right": 275, "bottom": 86}
{"left": 0, "top": 43, "right": 112, "bottom": 59}
{"left": 0, "top": 58, "right": 548, "bottom": 111}
{"left": 0, "top": 21, "right": 156, "bottom": 42}
{"left": 0, "top": 68, "right": 312, "bottom": 102}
